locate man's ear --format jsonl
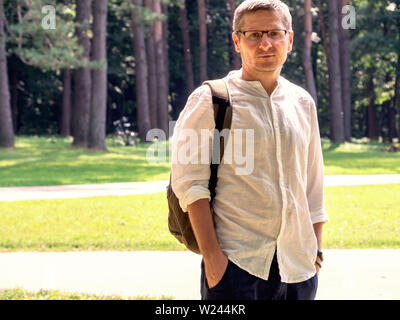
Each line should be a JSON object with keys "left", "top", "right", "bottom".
{"left": 287, "top": 30, "right": 294, "bottom": 52}
{"left": 232, "top": 32, "right": 240, "bottom": 53}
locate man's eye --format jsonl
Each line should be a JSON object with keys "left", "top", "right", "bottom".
{"left": 269, "top": 31, "right": 279, "bottom": 38}
{"left": 248, "top": 32, "right": 262, "bottom": 40}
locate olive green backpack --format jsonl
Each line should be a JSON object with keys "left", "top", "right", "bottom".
{"left": 167, "top": 79, "right": 233, "bottom": 254}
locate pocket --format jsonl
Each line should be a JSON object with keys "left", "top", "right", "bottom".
{"left": 207, "top": 260, "right": 232, "bottom": 291}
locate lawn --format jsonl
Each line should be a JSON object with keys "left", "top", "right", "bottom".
{"left": 0, "top": 184, "right": 399, "bottom": 251}
{"left": 0, "top": 136, "right": 170, "bottom": 187}
{"left": 0, "top": 136, "right": 399, "bottom": 187}
{"left": 322, "top": 139, "right": 400, "bottom": 175}
{"left": 0, "top": 288, "right": 172, "bottom": 300}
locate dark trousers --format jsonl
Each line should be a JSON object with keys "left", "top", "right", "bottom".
{"left": 200, "top": 252, "right": 318, "bottom": 300}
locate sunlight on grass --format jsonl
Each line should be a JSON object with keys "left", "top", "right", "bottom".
{"left": 0, "top": 184, "right": 399, "bottom": 251}
{"left": 0, "top": 288, "right": 173, "bottom": 300}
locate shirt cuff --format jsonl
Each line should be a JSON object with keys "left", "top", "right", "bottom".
{"left": 178, "top": 185, "right": 211, "bottom": 212}
{"left": 310, "top": 209, "right": 329, "bottom": 224}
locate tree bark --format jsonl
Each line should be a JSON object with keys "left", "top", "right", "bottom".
{"left": 315, "top": 0, "right": 329, "bottom": 58}
{"left": 366, "top": 73, "right": 378, "bottom": 140}
{"left": 88, "top": 0, "right": 108, "bottom": 150}
{"left": 0, "top": 0, "right": 14, "bottom": 148}
{"left": 228, "top": 0, "right": 240, "bottom": 70}
{"left": 197, "top": 0, "right": 208, "bottom": 83}
{"left": 131, "top": 0, "right": 151, "bottom": 142}
{"left": 154, "top": 0, "right": 169, "bottom": 135}
{"left": 303, "top": 0, "right": 318, "bottom": 105}
{"left": 179, "top": 0, "right": 195, "bottom": 95}
{"left": 162, "top": 1, "right": 169, "bottom": 98}
{"left": 72, "top": 0, "right": 91, "bottom": 147}
{"left": 392, "top": 54, "right": 400, "bottom": 140}
{"left": 61, "top": 69, "right": 72, "bottom": 137}
{"left": 328, "top": 0, "right": 345, "bottom": 143}
{"left": 10, "top": 65, "right": 18, "bottom": 133}
{"left": 61, "top": 0, "right": 72, "bottom": 137}
{"left": 144, "top": 0, "right": 158, "bottom": 129}
{"left": 338, "top": 0, "right": 352, "bottom": 141}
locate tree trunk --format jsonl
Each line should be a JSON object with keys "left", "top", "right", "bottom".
{"left": 61, "top": 69, "right": 72, "bottom": 137}
{"left": 154, "top": 0, "right": 169, "bottom": 135}
{"left": 178, "top": 0, "right": 195, "bottom": 95}
{"left": 316, "top": 0, "right": 329, "bottom": 58}
{"left": 366, "top": 73, "right": 378, "bottom": 140}
{"left": 144, "top": 0, "right": 158, "bottom": 129}
{"left": 72, "top": 0, "right": 91, "bottom": 147}
{"left": 0, "top": 0, "right": 14, "bottom": 148}
{"left": 328, "top": 0, "right": 345, "bottom": 143}
{"left": 10, "top": 65, "right": 18, "bottom": 133}
{"left": 60, "top": 0, "right": 72, "bottom": 137}
{"left": 88, "top": 0, "right": 108, "bottom": 150}
{"left": 228, "top": 0, "right": 241, "bottom": 70}
{"left": 131, "top": 0, "right": 151, "bottom": 142}
{"left": 338, "top": 0, "right": 352, "bottom": 141}
{"left": 303, "top": 0, "right": 318, "bottom": 105}
{"left": 197, "top": 0, "right": 208, "bottom": 83}
{"left": 392, "top": 54, "right": 400, "bottom": 140}
{"left": 162, "top": 1, "right": 169, "bottom": 99}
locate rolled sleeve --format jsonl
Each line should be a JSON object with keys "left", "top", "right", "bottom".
{"left": 171, "top": 85, "right": 215, "bottom": 212}
{"left": 306, "top": 99, "right": 329, "bottom": 224}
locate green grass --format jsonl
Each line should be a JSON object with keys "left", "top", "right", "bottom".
{"left": 0, "top": 288, "right": 173, "bottom": 300}
{"left": 322, "top": 139, "right": 400, "bottom": 175}
{"left": 0, "top": 184, "right": 399, "bottom": 251}
{"left": 324, "top": 184, "right": 400, "bottom": 248}
{"left": 0, "top": 136, "right": 399, "bottom": 187}
{"left": 0, "top": 136, "right": 170, "bottom": 187}
{"left": 0, "top": 193, "right": 184, "bottom": 251}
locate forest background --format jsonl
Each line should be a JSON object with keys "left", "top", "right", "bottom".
{"left": 0, "top": 0, "right": 399, "bottom": 150}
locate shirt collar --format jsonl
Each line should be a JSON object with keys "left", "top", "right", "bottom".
{"left": 227, "top": 69, "right": 286, "bottom": 100}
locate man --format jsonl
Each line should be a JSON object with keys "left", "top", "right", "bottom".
{"left": 171, "top": 0, "right": 328, "bottom": 300}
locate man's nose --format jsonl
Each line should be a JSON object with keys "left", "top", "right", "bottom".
{"left": 259, "top": 34, "right": 273, "bottom": 48}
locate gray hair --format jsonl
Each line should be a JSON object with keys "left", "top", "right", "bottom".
{"left": 233, "top": 0, "right": 292, "bottom": 32}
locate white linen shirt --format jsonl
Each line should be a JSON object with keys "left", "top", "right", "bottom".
{"left": 171, "top": 70, "right": 329, "bottom": 283}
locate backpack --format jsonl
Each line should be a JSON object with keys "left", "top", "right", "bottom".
{"left": 167, "top": 79, "right": 233, "bottom": 254}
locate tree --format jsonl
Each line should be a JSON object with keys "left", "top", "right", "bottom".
{"left": 61, "top": 0, "right": 72, "bottom": 137}
{"left": 302, "top": 0, "right": 318, "bottom": 105}
{"left": 228, "top": 0, "right": 240, "bottom": 70}
{"left": 61, "top": 68, "right": 72, "bottom": 137}
{"left": 338, "top": 0, "right": 352, "bottom": 141}
{"left": 328, "top": 0, "right": 345, "bottom": 143}
{"left": 131, "top": 0, "right": 151, "bottom": 141}
{"left": 197, "top": 0, "right": 207, "bottom": 83}
{"left": 178, "top": 0, "right": 194, "bottom": 94}
{"left": 88, "top": 0, "right": 108, "bottom": 150}
{"left": 144, "top": 0, "right": 158, "bottom": 129}
{"left": 72, "top": 0, "right": 92, "bottom": 147}
{"left": 0, "top": 0, "right": 14, "bottom": 148}
{"left": 154, "top": 0, "right": 169, "bottom": 134}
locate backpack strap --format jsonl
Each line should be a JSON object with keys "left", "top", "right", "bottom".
{"left": 203, "top": 79, "right": 233, "bottom": 206}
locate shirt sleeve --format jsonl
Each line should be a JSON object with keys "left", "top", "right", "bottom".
{"left": 170, "top": 85, "right": 215, "bottom": 212}
{"left": 306, "top": 99, "right": 329, "bottom": 224}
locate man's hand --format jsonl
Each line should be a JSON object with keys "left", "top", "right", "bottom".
{"left": 187, "top": 199, "right": 228, "bottom": 288}
{"left": 203, "top": 250, "right": 229, "bottom": 288}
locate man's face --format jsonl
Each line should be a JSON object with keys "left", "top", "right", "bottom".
{"left": 233, "top": 10, "right": 293, "bottom": 79}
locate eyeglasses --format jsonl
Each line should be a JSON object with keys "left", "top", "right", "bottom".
{"left": 236, "top": 29, "right": 288, "bottom": 42}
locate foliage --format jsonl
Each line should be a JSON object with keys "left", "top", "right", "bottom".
{"left": 1, "top": 0, "right": 400, "bottom": 138}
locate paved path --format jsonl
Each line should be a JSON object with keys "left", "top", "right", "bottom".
{"left": 1, "top": 250, "right": 399, "bottom": 300}
{"left": 1, "top": 174, "right": 400, "bottom": 201}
